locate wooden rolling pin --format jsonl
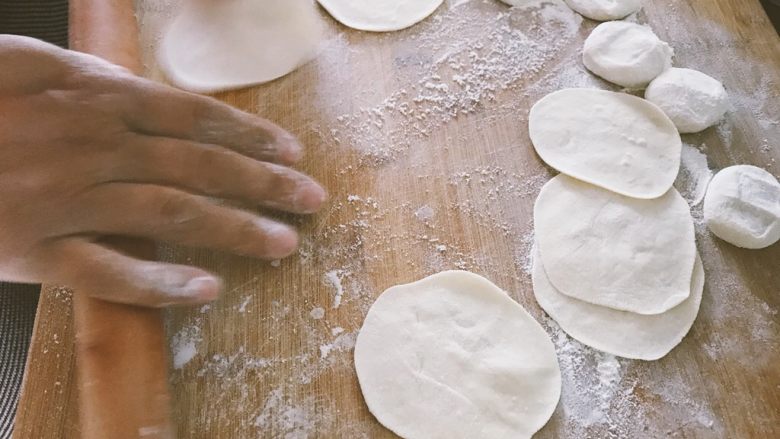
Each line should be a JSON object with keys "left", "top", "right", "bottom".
{"left": 69, "top": 1, "right": 173, "bottom": 438}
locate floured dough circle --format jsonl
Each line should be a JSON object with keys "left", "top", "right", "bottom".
{"left": 534, "top": 175, "right": 696, "bottom": 315}
{"left": 529, "top": 88, "right": 681, "bottom": 199}
{"left": 703, "top": 165, "right": 780, "bottom": 249}
{"left": 158, "top": 0, "right": 321, "bottom": 93}
{"left": 317, "top": 0, "right": 443, "bottom": 32}
{"left": 533, "top": 248, "right": 705, "bottom": 360}
{"left": 354, "top": 271, "right": 561, "bottom": 439}
{"left": 564, "top": 0, "right": 642, "bottom": 21}
{"left": 583, "top": 21, "right": 673, "bottom": 88}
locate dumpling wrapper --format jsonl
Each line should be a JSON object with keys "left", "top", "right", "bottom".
{"left": 158, "top": 0, "right": 321, "bottom": 93}
{"left": 317, "top": 0, "right": 443, "bottom": 32}
{"left": 529, "top": 88, "right": 681, "bottom": 199}
{"left": 533, "top": 248, "right": 704, "bottom": 360}
{"left": 354, "top": 270, "right": 561, "bottom": 439}
{"left": 534, "top": 175, "right": 696, "bottom": 315}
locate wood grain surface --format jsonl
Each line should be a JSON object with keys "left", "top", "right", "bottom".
{"left": 14, "top": 0, "right": 780, "bottom": 438}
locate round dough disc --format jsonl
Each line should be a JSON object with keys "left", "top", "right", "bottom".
{"left": 529, "top": 88, "right": 681, "bottom": 199}
{"left": 564, "top": 0, "right": 642, "bottom": 21}
{"left": 354, "top": 271, "right": 561, "bottom": 439}
{"left": 317, "top": 0, "right": 443, "bottom": 32}
{"left": 533, "top": 248, "right": 705, "bottom": 360}
{"left": 158, "top": 0, "right": 321, "bottom": 93}
{"left": 534, "top": 175, "right": 696, "bottom": 315}
{"left": 583, "top": 21, "right": 673, "bottom": 88}
{"left": 703, "top": 165, "right": 780, "bottom": 249}
{"left": 645, "top": 67, "right": 729, "bottom": 133}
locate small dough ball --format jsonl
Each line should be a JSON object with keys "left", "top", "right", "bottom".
{"left": 703, "top": 165, "right": 780, "bottom": 249}
{"left": 583, "top": 21, "right": 673, "bottom": 88}
{"left": 645, "top": 68, "right": 729, "bottom": 133}
{"left": 564, "top": 0, "right": 642, "bottom": 21}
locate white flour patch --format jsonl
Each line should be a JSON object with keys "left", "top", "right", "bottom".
{"left": 414, "top": 205, "right": 435, "bottom": 222}
{"left": 319, "top": 332, "right": 357, "bottom": 360}
{"left": 253, "top": 389, "right": 316, "bottom": 439}
{"left": 309, "top": 307, "right": 325, "bottom": 320}
{"left": 237, "top": 296, "right": 252, "bottom": 313}
{"left": 171, "top": 323, "right": 201, "bottom": 370}
{"left": 674, "top": 143, "right": 714, "bottom": 207}
{"left": 324, "top": 270, "right": 346, "bottom": 309}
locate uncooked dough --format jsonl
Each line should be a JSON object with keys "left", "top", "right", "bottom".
{"left": 158, "top": 0, "right": 321, "bottom": 93}
{"left": 564, "top": 0, "right": 642, "bottom": 21}
{"left": 645, "top": 67, "right": 729, "bottom": 133}
{"left": 317, "top": 0, "right": 443, "bottom": 32}
{"left": 528, "top": 88, "right": 681, "bottom": 199}
{"left": 703, "top": 165, "right": 780, "bottom": 249}
{"left": 533, "top": 248, "right": 704, "bottom": 360}
{"left": 583, "top": 21, "right": 673, "bottom": 88}
{"left": 354, "top": 271, "right": 561, "bottom": 439}
{"left": 534, "top": 175, "right": 696, "bottom": 315}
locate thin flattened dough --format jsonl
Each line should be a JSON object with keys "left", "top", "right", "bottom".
{"left": 158, "top": 0, "right": 321, "bottom": 93}
{"left": 354, "top": 271, "right": 561, "bottom": 439}
{"left": 317, "top": 0, "right": 443, "bottom": 32}
{"left": 529, "top": 88, "right": 681, "bottom": 199}
{"left": 533, "top": 248, "right": 705, "bottom": 360}
{"left": 534, "top": 175, "right": 696, "bottom": 315}
{"left": 564, "top": 0, "right": 642, "bottom": 21}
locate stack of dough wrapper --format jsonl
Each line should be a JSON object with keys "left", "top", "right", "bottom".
{"left": 528, "top": 88, "right": 702, "bottom": 361}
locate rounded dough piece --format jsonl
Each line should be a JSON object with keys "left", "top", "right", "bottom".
{"left": 533, "top": 248, "right": 705, "bottom": 360}
{"left": 158, "top": 0, "right": 321, "bottom": 93}
{"left": 354, "top": 271, "right": 561, "bottom": 439}
{"left": 583, "top": 21, "right": 673, "bottom": 88}
{"left": 645, "top": 68, "right": 729, "bottom": 133}
{"left": 534, "top": 175, "right": 696, "bottom": 315}
{"left": 528, "top": 88, "right": 681, "bottom": 199}
{"left": 317, "top": 0, "right": 443, "bottom": 32}
{"left": 703, "top": 165, "right": 780, "bottom": 249}
{"left": 564, "top": 0, "right": 642, "bottom": 21}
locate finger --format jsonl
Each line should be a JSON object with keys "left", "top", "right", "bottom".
{"left": 111, "top": 135, "right": 326, "bottom": 214}
{"left": 70, "top": 183, "right": 299, "bottom": 260}
{"left": 45, "top": 238, "right": 221, "bottom": 307}
{"left": 117, "top": 78, "right": 303, "bottom": 165}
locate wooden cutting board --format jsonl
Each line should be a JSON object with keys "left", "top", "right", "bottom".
{"left": 14, "top": 0, "right": 780, "bottom": 437}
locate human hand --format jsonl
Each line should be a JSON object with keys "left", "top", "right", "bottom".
{"left": 0, "top": 35, "right": 326, "bottom": 307}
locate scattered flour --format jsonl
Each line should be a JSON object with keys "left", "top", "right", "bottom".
{"left": 414, "top": 205, "right": 435, "bottom": 222}
{"left": 237, "top": 296, "right": 252, "bottom": 313}
{"left": 309, "top": 307, "right": 325, "bottom": 320}
{"left": 674, "top": 143, "right": 714, "bottom": 207}
{"left": 319, "top": 332, "right": 358, "bottom": 360}
{"left": 253, "top": 389, "right": 316, "bottom": 439}
{"left": 171, "top": 323, "right": 201, "bottom": 370}
{"left": 324, "top": 270, "right": 346, "bottom": 309}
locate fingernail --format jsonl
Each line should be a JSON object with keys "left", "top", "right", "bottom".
{"left": 261, "top": 220, "right": 299, "bottom": 258}
{"left": 183, "top": 276, "right": 222, "bottom": 301}
{"left": 294, "top": 181, "right": 328, "bottom": 213}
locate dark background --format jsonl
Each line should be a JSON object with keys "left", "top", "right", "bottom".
{"left": 762, "top": 0, "right": 780, "bottom": 31}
